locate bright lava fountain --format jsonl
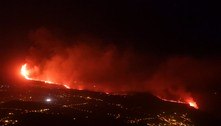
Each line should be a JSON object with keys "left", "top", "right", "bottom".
{"left": 21, "top": 64, "right": 70, "bottom": 89}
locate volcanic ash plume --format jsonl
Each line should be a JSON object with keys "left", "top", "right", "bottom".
{"left": 23, "top": 28, "right": 221, "bottom": 109}
{"left": 25, "top": 28, "right": 141, "bottom": 92}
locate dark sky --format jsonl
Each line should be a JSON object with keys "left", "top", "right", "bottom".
{"left": 0, "top": 0, "right": 220, "bottom": 55}
{"left": 0, "top": 0, "right": 220, "bottom": 91}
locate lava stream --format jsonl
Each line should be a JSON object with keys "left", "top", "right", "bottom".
{"left": 21, "top": 63, "right": 199, "bottom": 109}
{"left": 21, "top": 64, "right": 70, "bottom": 89}
{"left": 21, "top": 64, "right": 31, "bottom": 80}
{"left": 157, "top": 96, "right": 199, "bottom": 109}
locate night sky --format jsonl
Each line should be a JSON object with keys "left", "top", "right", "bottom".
{"left": 1, "top": 0, "right": 220, "bottom": 55}
{"left": 0, "top": 0, "right": 220, "bottom": 102}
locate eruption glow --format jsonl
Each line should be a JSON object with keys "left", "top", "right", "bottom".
{"left": 157, "top": 96, "right": 199, "bottom": 109}
{"left": 21, "top": 64, "right": 31, "bottom": 80}
{"left": 186, "top": 98, "right": 199, "bottom": 109}
{"left": 20, "top": 64, "right": 70, "bottom": 89}
{"left": 20, "top": 63, "right": 199, "bottom": 109}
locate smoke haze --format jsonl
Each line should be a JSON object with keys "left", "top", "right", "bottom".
{"left": 25, "top": 28, "right": 221, "bottom": 101}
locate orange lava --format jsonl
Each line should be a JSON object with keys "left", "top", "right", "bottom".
{"left": 21, "top": 63, "right": 199, "bottom": 109}
{"left": 186, "top": 98, "right": 199, "bottom": 109}
{"left": 157, "top": 96, "right": 199, "bottom": 109}
{"left": 21, "top": 64, "right": 31, "bottom": 80}
{"left": 64, "top": 84, "right": 71, "bottom": 89}
{"left": 20, "top": 63, "right": 70, "bottom": 89}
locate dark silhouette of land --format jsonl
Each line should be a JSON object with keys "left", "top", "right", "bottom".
{"left": 0, "top": 80, "right": 218, "bottom": 126}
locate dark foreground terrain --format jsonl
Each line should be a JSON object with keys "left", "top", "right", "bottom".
{"left": 0, "top": 80, "right": 218, "bottom": 126}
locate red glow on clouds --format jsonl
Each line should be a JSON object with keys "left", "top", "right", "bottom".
{"left": 19, "top": 28, "right": 221, "bottom": 111}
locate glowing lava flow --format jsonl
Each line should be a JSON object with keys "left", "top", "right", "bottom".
{"left": 63, "top": 84, "right": 71, "bottom": 89}
{"left": 20, "top": 64, "right": 70, "bottom": 89}
{"left": 157, "top": 96, "right": 199, "bottom": 109}
{"left": 186, "top": 98, "right": 199, "bottom": 109}
{"left": 21, "top": 64, "right": 199, "bottom": 109}
{"left": 21, "top": 64, "right": 31, "bottom": 80}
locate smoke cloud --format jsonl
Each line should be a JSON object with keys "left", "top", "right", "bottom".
{"left": 25, "top": 28, "right": 221, "bottom": 101}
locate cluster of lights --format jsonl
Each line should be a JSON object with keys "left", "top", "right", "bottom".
{"left": 24, "top": 109, "right": 50, "bottom": 113}
{"left": 0, "top": 86, "right": 196, "bottom": 126}
{"left": 158, "top": 112, "right": 193, "bottom": 126}
{"left": 126, "top": 112, "right": 193, "bottom": 126}
{"left": 0, "top": 119, "right": 18, "bottom": 126}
